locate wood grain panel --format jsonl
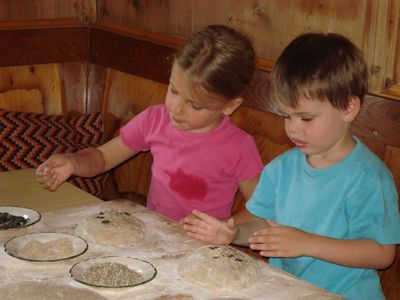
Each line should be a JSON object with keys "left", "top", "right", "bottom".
{"left": 59, "top": 62, "right": 87, "bottom": 115}
{"left": 0, "top": 27, "right": 87, "bottom": 67}
{"left": 0, "top": 88, "right": 43, "bottom": 113}
{"left": 89, "top": 28, "right": 175, "bottom": 85}
{"left": 352, "top": 95, "right": 400, "bottom": 148}
{"left": 0, "top": 64, "right": 64, "bottom": 114}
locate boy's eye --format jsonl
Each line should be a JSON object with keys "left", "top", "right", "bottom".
{"left": 301, "top": 117, "right": 313, "bottom": 122}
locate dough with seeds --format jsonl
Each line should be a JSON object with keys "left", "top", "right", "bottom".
{"left": 76, "top": 210, "right": 144, "bottom": 245}
{"left": 178, "top": 245, "right": 260, "bottom": 292}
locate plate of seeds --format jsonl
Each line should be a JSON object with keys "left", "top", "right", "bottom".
{"left": 4, "top": 232, "right": 88, "bottom": 262}
{"left": 0, "top": 206, "right": 41, "bottom": 230}
{"left": 70, "top": 256, "right": 157, "bottom": 288}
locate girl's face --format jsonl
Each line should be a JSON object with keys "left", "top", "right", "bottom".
{"left": 165, "top": 63, "right": 241, "bottom": 134}
{"left": 277, "top": 98, "right": 359, "bottom": 168}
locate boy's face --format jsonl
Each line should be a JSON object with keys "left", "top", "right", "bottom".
{"left": 277, "top": 98, "right": 358, "bottom": 167}
{"left": 165, "top": 63, "right": 240, "bottom": 133}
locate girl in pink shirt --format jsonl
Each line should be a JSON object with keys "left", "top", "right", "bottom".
{"left": 36, "top": 25, "right": 263, "bottom": 221}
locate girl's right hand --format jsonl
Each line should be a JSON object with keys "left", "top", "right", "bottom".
{"left": 35, "top": 154, "right": 75, "bottom": 191}
{"left": 182, "top": 210, "right": 237, "bottom": 245}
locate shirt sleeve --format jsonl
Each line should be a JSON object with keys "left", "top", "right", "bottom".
{"left": 246, "top": 163, "right": 276, "bottom": 220}
{"left": 345, "top": 176, "right": 400, "bottom": 244}
{"left": 234, "top": 135, "right": 264, "bottom": 182}
{"left": 119, "top": 105, "right": 159, "bottom": 152}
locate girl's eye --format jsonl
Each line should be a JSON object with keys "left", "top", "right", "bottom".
{"left": 191, "top": 104, "right": 202, "bottom": 111}
{"left": 170, "top": 86, "right": 178, "bottom": 95}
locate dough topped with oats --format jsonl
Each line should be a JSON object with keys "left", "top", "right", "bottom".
{"left": 178, "top": 245, "right": 260, "bottom": 292}
{"left": 76, "top": 210, "right": 144, "bottom": 245}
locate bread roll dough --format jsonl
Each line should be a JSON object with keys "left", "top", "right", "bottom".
{"left": 178, "top": 245, "right": 260, "bottom": 292}
{"left": 76, "top": 210, "right": 144, "bottom": 245}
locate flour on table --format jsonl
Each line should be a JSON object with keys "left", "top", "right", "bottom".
{"left": 0, "top": 282, "right": 108, "bottom": 300}
{"left": 178, "top": 245, "right": 260, "bottom": 292}
{"left": 76, "top": 210, "right": 144, "bottom": 245}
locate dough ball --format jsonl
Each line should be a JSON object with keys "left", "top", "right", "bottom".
{"left": 76, "top": 210, "right": 144, "bottom": 245}
{"left": 178, "top": 245, "right": 260, "bottom": 292}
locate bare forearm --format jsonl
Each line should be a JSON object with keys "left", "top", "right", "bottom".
{"left": 68, "top": 148, "right": 105, "bottom": 177}
{"left": 307, "top": 234, "right": 396, "bottom": 269}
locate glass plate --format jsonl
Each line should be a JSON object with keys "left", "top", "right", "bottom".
{"left": 70, "top": 256, "right": 157, "bottom": 288}
{"left": 0, "top": 206, "right": 41, "bottom": 230}
{"left": 4, "top": 232, "right": 88, "bottom": 262}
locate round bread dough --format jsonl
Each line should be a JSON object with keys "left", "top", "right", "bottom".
{"left": 76, "top": 210, "right": 144, "bottom": 245}
{"left": 178, "top": 245, "right": 260, "bottom": 292}
{"left": 0, "top": 282, "right": 108, "bottom": 300}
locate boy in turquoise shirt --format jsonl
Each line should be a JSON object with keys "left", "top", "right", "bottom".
{"left": 182, "top": 32, "right": 400, "bottom": 299}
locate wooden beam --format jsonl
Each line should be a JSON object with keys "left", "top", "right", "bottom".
{"left": 89, "top": 27, "right": 176, "bottom": 85}
{"left": 0, "top": 26, "right": 87, "bottom": 67}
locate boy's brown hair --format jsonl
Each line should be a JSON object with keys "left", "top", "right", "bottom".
{"left": 269, "top": 32, "right": 368, "bottom": 110}
{"left": 175, "top": 24, "right": 255, "bottom": 102}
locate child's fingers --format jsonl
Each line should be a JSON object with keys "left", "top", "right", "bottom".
{"left": 191, "top": 209, "right": 216, "bottom": 223}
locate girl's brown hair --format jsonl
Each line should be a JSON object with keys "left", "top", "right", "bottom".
{"left": 175, "top": 25, "right": 255, "bottom": 101}
{"left": 270, "top": 32, "right": 368, "bottom": 110}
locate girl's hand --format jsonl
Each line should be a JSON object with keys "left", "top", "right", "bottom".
{"left": 36, "top": 154, "right": 75, "bottom": 191}
{"left": 182, "top": 210, "right": 237, "bottom": 245}
{"left": 249, "top": 220, "right": 312, "bottom": 258}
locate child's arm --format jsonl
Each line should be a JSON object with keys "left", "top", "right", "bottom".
{"left": 36, "top": 136, "right": 136, "bottom": 191}
{"left": 250, "top": 221, "right": 396, "bottom": 269}
{"left": 233, "top": 175, "right": 260, "bottom": 223}
{"left": 182, "top": 209, "right": 269, "bottom": 246}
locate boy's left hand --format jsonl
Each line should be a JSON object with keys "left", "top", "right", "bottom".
{"left": 249, "top": 220, "right": 311, "bottom": 258}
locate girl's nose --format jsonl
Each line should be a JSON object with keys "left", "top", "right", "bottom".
{"left": 172, "top": 98, "right": 185, "bottom": 115}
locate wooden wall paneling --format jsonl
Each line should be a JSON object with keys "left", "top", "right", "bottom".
{"left": 0, "top": 88, "right": 43, "bottom": 113}
{"left": 352, "top": 95, "right": 400, "bottom": 149}
{"left": 190, "top": 0, "right": 246, "bottom": 33}
{"left": 362, "top": 0, "right": 399, "bottom": 94}
{"left": 0, "top": 0, "right": 84, "bottom": 20}
{"left": 97, "top": 0, "right": 193, "bottom": 36}
{"left": 0, "top": 26, "right": 87, "bottom": 67}
{"left": 89, "top": 27, "right": 175, "bottom": 85}
{"left": 59, "top": 62, "right": 88, "bottom": 115}
{"left": 0, "top": 64, "right": 64, "bottom": 114}
{"left": 86, "top": 63, "right": 106, "bottom": 114}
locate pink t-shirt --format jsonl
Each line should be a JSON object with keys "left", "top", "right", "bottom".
{"left": 120, "top": 105, "right": 263, "bottom": 221}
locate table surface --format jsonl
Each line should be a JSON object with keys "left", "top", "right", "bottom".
{"left": 0, "top": 169, "right": 342, "bottom": 299}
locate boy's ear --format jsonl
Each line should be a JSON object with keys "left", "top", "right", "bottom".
{"left": 222, "top": 97, "right": 243, "bottom": 116}
{"left": 343, "top": 96, "right": 361, "bottom": 122}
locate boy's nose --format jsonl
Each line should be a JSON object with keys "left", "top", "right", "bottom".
{"left": 286, "top": 120, "right": 300, "bottom": 134}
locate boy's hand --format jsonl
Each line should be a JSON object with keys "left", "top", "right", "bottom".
{"left": 36, "top": 154, "right": 75, "bottom": 191}
{"left": 249, "top": 220, "right": 311, "bottom": 258}
{"left": 182, "top": 210, "right": 237, "bottom": 245}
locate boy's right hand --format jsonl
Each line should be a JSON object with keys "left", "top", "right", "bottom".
{"left": 182, "top": 210, "right": 237, "bottom": 245}
{"left": 35, "top": 154, "right": 75, "bottom": 191}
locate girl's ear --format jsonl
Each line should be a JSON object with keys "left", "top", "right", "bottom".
{"left": 222, "top": 97, "right": 243, "bottom": 116}
{"left": 343, "top": 96, "right": 361, "bottom": 122}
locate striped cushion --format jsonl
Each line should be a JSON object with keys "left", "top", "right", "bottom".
{"left": 0, "top": 109, "right": 107, "bottom": 198}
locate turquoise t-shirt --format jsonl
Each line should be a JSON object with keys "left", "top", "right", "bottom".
{"left": 246, "top": 138, "right": 400, "bottom": 300}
